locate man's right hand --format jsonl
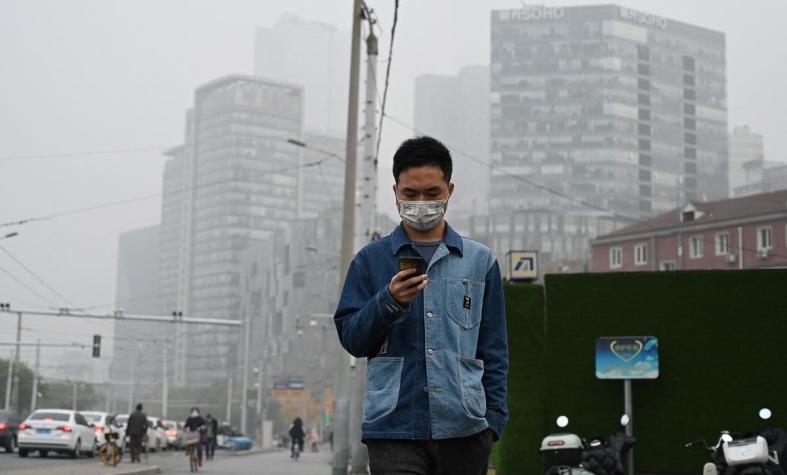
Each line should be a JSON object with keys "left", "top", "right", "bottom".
{"left": 388, "top": 268, "right": 428, "bottom": 307}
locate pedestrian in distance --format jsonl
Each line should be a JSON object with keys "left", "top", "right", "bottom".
{"left": 204, "top": 413, "right": 218, "bottom": 461}
{"left": 308, "top": 426, "right": 320, "bottom": 452}
{"left": 334, "top": 136, "right": 509, "bottom": 475}
{"left": 126, "top": 403, "right": 148, "bottom": 463}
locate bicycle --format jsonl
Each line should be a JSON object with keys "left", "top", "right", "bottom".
{"left": 97, "top": 430, "right": 121, "bottom": 467}
{"left": 184, "top": 429, "right": 203, "bottom": 472}
{"left": 291, "top": 439, "right": 302, "bottom": 461}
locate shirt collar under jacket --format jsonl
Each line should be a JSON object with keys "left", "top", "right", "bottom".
{"left": 389, "top": 222, "right": 464, "bottom": 257}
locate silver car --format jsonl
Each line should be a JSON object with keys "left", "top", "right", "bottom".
{"left": 17, "top": 409, "right": 97, "bottom": 458}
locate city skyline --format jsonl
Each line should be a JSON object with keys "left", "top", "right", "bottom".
{"left": 1, "top": 0, "right": 787, "bottom": 378}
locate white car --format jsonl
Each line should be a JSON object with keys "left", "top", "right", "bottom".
{"left": 81, "top": 411, "right": 125, "bottom": 452}
{"left": 17, "top": 409, "right": 97, "bottom": 458}
{"left": 147, "top": 417, "right": 167, "bottom": 451}
{"left": 116, "top": 413, "right": 159, "bottom": 452}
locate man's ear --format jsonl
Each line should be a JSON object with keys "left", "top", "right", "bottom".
{"left": 448, "top": 182, "right": 455, "bottom": 197}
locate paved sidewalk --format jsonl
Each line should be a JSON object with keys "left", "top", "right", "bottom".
{"left": 0, "top": 463, "right": 160, "bottom": 475}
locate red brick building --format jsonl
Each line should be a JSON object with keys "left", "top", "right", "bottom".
{"left": 590, "top": 190, "right": 787, "bottom": 272}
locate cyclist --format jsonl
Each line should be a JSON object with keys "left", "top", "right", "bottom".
{"left": 184, "top": 407, "right": 206, "bottom": 468}
{"left": 288, "top": 417, "right": 305, "bottom": 459}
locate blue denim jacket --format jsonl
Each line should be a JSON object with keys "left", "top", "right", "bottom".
{"left": 334, "top": 223, "right": 509, "bottom": 441}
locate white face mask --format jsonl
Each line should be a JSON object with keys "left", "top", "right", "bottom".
{"left": 397, "top": 198, "right": 448, "bottom": 231}
{"left": 191, "top": 411, "right": 199, "bottom": 418}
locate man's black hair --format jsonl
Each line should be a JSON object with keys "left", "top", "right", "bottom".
{"left": 136, "top": 403, "right": 143, "bottom": 411}
{"left": 392, "top": 136, "right": 452, "bottom": 183}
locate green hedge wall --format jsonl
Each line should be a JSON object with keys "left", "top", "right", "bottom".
{"left": 497, "top": 270, "right": 787, "bottom": 474}
{"left": 543, "top": 270, "right": 787, "bottom": 473}
{"left": 492, "top": 283, "right": 546, "bottom": 475}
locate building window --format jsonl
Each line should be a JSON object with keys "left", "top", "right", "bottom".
{"left": 715, "top": 232, "right": 730, "bottom": 256}
{"left": 757, "top": 226, "right": 773, "bottom": 252}
{"left": 689, "top": 236, "right": 703, "bottom": 259}
{"left": 634, "top": 243, "right": 648, "bottom": 266}
{"left": 610, "top": 247, "right": 622, "bottom": 269}
{"left": 660, "top": 261, "right": 676, "bottom": 271}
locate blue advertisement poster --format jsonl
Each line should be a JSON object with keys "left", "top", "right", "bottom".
{"left": 595, "top": 336, "right": 659, "bottom": 380}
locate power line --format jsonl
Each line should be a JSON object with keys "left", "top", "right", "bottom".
{"left": 375, "top": 0, "right": 400, "bottom": 164}
{"left": 0, "top": 264, "right": 58, "bottom": 306}
{"left": 0, "top": 149, "right": 344, "bottom": 229}
{"left": 382, "top": 112, "right": 639, "bottom": 223}
{"left": 0, "top": 245, "right": 76, "bottom": 306}
{"left": 0, "top": 146, "right": 170, "bottom": 162}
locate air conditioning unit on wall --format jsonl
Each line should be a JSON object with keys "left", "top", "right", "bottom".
{"left": 725, "top": 254, "right": 737, "bottom": 263}
{"left": 757, "top": 248, "right": 773, "bottom": 259}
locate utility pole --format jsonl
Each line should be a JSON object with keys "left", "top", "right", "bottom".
{"left": 348, "top": 11, "right": 379, "bottom": 474}
{"left": 71, "top": 381, "right": 79, "bottom": 411}
{"left": 3, "top": 351, "right": 12, "bottom": 410}
{"left": 30, "top": 340, "right": 40, "bottom": 411}
{"left": 333, "top": 0, "right": 364, "bottom": 473}
{"left": 128, "top": 346, "right": 138, "bottom": 414}
{"left": 162, "top": 347, "right": 168, "bottom": 418}
{"left": 12, "top": 312, "right": 21, "bottom": 412}
{"left": 255, "top": 364, "right": 263, "bottom": 440}
{"left": 226, "top": 375, "right": 233, "bottom": 424}
{"left": 240, "top": 314, "right": 251, "bottom": 434}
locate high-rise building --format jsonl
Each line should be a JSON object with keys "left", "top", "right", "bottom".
{"left": 299, "top": 132, "right": 346, "bottom": 219}
{"left": 255, "top": 13, "right": 350, "bottom": 135}
{"left": 414, "top": 66, "right": 490, "bottom": 230}
{"left": 490, "top": 5, "right": 728, "bottom": 218}
{"left": 728, "top": 125, "right": 765, "bottom": 197}
{"left": 110, "top": 224, "right": 165, "bottom": 411}
{"left": 164, "top": 75, "right": 305, "bottom": 384}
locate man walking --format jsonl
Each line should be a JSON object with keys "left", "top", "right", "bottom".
{"left": 126, "top": 403, "right": 148, "bottom": 463}
{"left": 204, "top": 413, "right": 218, "bottom": 460}
{"left": 334, "top": 136, "right": 509, "bottom": 475}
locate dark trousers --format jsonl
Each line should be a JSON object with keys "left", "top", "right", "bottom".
{"left": 128, "top": 434, "right": 144, "bottom": 462}
{"left": 206, "top": 437, "right": 216, "bottom": 459}
{"left": 365, "top": 430, "right": 493, "bottom": 475}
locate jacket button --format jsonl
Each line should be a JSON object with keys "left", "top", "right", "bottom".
{"left": 426, "top": 311, "right": 433, "bottom": 318}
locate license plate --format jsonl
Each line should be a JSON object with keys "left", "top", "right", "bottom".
{"left": 36, "top": 428, "right": 51, "bottom": 434}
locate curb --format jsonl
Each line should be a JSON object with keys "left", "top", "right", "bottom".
{"left": 103, "top": 467, "right": 161, "bottom": 475}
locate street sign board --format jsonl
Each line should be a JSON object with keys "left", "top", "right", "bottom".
{"left": 273, "top": 375, "right": 304, "bottom": 390}
{"left": 508, "top": 250, "right": 539, "bottom": 282}
{"left": 595, "top": 336, "right": 659, "bottom": 380}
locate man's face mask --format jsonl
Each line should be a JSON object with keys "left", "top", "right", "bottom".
{"left": 397, "top": 197, "right": 448, "bottom": 231}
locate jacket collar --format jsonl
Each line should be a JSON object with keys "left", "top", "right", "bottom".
{"left": 390, "top": 222, "right": 463, "bottom": 257}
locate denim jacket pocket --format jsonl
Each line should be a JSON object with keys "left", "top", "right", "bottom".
{"left": 445, "top": 278, "right": 485, "bottom": 329}
{"left": 363, "top": 356, "right": 404, "bottom": 424}
{"left": 458, "top": 356, "right": 487, "bottom": 418}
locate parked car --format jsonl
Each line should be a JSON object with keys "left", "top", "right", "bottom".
{"left": 0, "top": 410, "right": 22, "bottom": 453}
{"left": 161, "top": 419, "right": 184, "bottom": 449}
{"left": 147, "top": 417, "right": 166, "bottom": 451}
{"left": 115, "top": 413, "right": 159, "bottom": 452}
{"left": 17, "top": 409, "right": 97, "bottom": 458}
{"left": 81, "top": 411, "right": 125, "bottom": 453}
{"left": 216, "top": 424, "right": 252, "bottom": 451}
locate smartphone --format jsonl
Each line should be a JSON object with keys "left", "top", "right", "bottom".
{"left": 399, "top": 256, "right": 426, "bottom": 276}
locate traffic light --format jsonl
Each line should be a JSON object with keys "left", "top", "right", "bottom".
{"left": 92, "top": 334, "right": 101, "bottom": 358}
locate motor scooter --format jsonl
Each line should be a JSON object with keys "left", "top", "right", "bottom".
{"left": 685, "top": 408, "right": 785, "bottom": 475}
{"left": 540, "top": 414, "right": 635, "bottom": 475}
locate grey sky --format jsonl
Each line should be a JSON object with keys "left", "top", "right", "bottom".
{"left": 1, "top": 0, "right": 785, "bottom": 376}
